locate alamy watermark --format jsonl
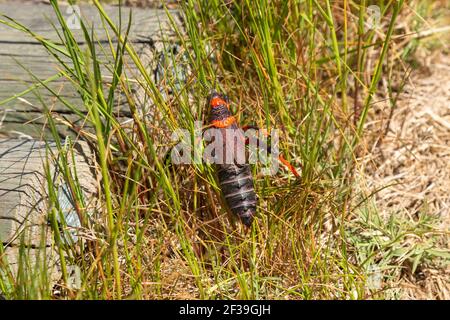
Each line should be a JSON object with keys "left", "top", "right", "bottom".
{"left": 66, "top": 5, "right": 81, "bottom": 30}
{"left": 169, "top": 122, "right": 280, "bottom": 176}
{"left": 366, "top": 5, "right": 381, "bottom": 31}
{"left": 366, "top": 265, "right": 382, "bottom": 290}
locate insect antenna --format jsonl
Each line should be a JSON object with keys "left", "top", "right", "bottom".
{"left": 198, "top": 78, "right": 211, "bottom": 96}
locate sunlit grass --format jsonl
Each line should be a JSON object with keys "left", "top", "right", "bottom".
{"left": 0, "top": 0, "right": 447, "bottom": 300}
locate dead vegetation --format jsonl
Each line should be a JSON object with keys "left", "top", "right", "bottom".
{"left": 359, "top": 27, "right": 450, "bottom": 298}
{"left": 0, "top": 0, "right": 449, "bottom": 300}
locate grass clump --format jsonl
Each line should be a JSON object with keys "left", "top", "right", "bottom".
{"left": 0, "top": 0, "right": 447, "bottom": 299}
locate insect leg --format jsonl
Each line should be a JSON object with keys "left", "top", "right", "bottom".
{"left": 242, "top": 125, "right": 301, "bottom": 179}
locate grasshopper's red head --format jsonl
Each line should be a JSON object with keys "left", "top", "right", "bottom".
{"left": 208, "top": 91, "right": 229, "bottom": 110}
{"left": 208, "top": 91, "right": 235, "bottom": 128}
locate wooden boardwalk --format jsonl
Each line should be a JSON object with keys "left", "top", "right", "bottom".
{"left": 0, "top": 2, "right": 177, "bottom": 284}
{"left": 0, "top": 2, "right": 174, "bottom": 138}
{"left": 0, "top": 138, "right": 97, "bottom": 281}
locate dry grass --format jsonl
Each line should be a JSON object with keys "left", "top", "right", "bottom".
{"left": 360, "top": 51, "right": 450, "bottom": 299}
{"left": 1, "top": 0, "right": 449, "bottom": 300}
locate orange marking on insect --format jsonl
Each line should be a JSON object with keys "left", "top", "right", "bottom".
{"left": 212, "top": 116, "right": 236, "bottom": 128}
{"left": 210, "top": 97, "right": 228, "bottom": 108}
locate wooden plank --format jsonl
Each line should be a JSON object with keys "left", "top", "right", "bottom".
{"left": 0, "top": 3, "right": 170, "bottom": 43}
{"left": 0, "top": 245, "right": 62, "bottom": 288}
{"left": 0, "top": 138, "right": 97, "bottom": 246}
{"left": 0, "top": 41, "right": 147, "bottom": 107}
{"left": 0, "top": 137, "right": 96, "bottom": 287}
{"left": 0, "top": 2, "right": 177, "bottom": 138}
{"left": 0, "top": 122, "right": 81, "bottom": 140}
{"left": 0, "top": 139, "right": 97, "bottom": 284}
{"left": 0, "top": 3, "right": 181, "bottom": 288}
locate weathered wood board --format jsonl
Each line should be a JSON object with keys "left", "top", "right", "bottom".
{"left": 0, "top": 2, "right": 181, "bottom": 289}
{"left": 0, "top": 138, "right": 97, "bottom": 245}
{"left": 0, "top": 2, "right": 176, "bottom": 138}
{"left": 0, "top": 138, "right": 96, "bottom": 283}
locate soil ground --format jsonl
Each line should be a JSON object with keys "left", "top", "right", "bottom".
{"left": 362, "top": 52, "right": 450, "bottom": 299}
